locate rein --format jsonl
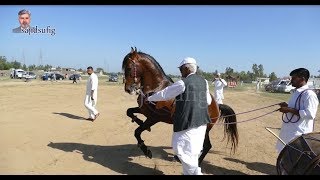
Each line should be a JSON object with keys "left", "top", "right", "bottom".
{"left": 281, "top": 89, "right": 308, "bottom": 123}
{"left": 138, "top": 89, "right": 282, "bottom": 125}
{"left": 212, "top": 103, "right": 281, "bottom": 125}
{"left": 137, "top": 89, "right": 173, "bottom": 114}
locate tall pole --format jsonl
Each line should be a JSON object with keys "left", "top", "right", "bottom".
{"left": 39, "top": 49, "right": 43, "bottom": 66}
{"left": 104, "top": 58, "right": 107, "bottom": 74}
{"left": 22, "top": 50, "right": 25, "bottom": 66}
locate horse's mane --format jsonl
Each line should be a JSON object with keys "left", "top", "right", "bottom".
{"left": 122, "top": 51, "right": 174, "bottom": 83}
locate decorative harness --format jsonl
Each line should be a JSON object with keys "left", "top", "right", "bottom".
{"left": 128, "top": 58, "right": 139, "bottom": 91}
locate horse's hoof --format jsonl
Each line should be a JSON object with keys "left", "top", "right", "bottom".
{"left": 146, "top": 149, "right": 152, "bottom": 159}
{"left": 173, "top": 155, "right": 181, "bottom": 163}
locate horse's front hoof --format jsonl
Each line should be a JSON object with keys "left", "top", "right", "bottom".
{"left": 173, "top": 155, "right": 181, "bottom": 163}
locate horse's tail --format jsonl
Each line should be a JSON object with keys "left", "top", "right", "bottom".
{"left": 219, "top": 104, "right": 239, "bottom": 154}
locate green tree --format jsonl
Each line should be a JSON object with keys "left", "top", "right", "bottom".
{"left": 37, "top": 65, "right": 44, "bottom": 70}
{"left": 247, "top": 71, "right": 254, "bottom": 82}
{"left": 96, "top": 67, "right": 104, "bottom": 73}
{"left": 22, "top": 64, "right": 27, "bottom": 71}
{"left": 44, "top": 64, "right": 52, "bottom": 71}
{"left": 28, "top": 64, "right": 36, "bottom": 71}
{"left": 258, "top": 64, "right": 265, "bottom": 77}
{"left": 11, "top": 61, "right": 21, "bottom": 69}
{"left": 239, "top": 71, "right": 249, "bottom": 82}
{"left": 269, "top": 72, "right": 278, "bottom": 81}
{"left": 252, "top": 63, "right": 258, "bottom": 79}
{"left": 0, "top": 56, "right": 7, "bottom": 70}
{"left": 225, "top": 67, "right": 234, "bottom": 76}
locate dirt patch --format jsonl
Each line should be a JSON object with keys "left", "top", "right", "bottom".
{"left": 0, "top": 80, "right": 319, "bottom": 174}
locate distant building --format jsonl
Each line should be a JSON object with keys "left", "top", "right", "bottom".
{"left": 61, "top": 68, "right": 76, "bottom": 75}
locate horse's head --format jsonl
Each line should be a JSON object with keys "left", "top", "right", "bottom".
{"left": 122, "top": 47, "right": 144, "bottom": 95}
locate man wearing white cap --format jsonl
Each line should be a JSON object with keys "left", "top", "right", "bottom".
{"left": 147, "top": 57, "right": 212, "bottom": 175}
{"left": 212, "top": 73, "right": 227, "bottom": 104}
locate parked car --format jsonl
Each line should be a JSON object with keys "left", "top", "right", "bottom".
{"left": 109, "top": 73, "right": 118, "bottom": 82}
{"left": 10, "top": 69, "right": 25, "bottom": 79}
{"left": 69, "top": 74, "right": 81, "bottom": 80}
{"left": 42, "top": 73, "right": 64, "bottom": 80}
{"left": 49, "top": 73, "right": 64, "bottom": 80}
{"left": 265, "top": 79, "right": 293, "bottom": 93}
{"left": 42, "top": 72, "right": 51, "bottom": 80}
{"left": 23, "top": 71, "right": 37, "bottom": 79}
{"left": 277, "top": 80, "right": 294, "bottom": 93}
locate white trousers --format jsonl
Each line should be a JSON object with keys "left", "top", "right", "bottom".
{"left": 214, "top": 93, "right": 224, "bottom": 104}
{"left": 215, "top": 98, "right": 223, "bottom": 104}
{"left": 84, "top": 95, "right": 98, "bottom": 119}
{"left": 172, "top": 124, "right": 207, "bottom": 175}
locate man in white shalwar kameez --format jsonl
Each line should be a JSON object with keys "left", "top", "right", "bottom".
{"left": 212, "top": 73, "right": 227, "bottom": 104}
{"left": 147, "top": 57, "right": 212, "bottom": 175}
{"left": 84, "top": 66, "right": 100, "bottom": 121}
{"left": 276, "top": 68, "right": 318, "bottom": 154}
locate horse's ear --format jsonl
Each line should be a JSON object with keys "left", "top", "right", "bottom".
{"left": 134, "top": 47, "right": 137, "bottom": 52}
{"left": 130, "top": 47, "right": 134, "bottom": 53}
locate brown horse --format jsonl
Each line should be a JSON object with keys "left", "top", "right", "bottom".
{"left": 122, "top": 47, "right": 238, "bottom": 165}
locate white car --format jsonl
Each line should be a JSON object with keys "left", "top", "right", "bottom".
{"left": 23, "top": 71, "right": 37, "bottom": 79}
{"left": 10, "top": 69, "right": 25, "bottom": 79}
{"left": 277, "top": 82, "right": 295, "bottom": 93}
{"left": 277, "top": 80, "right": 314, "bottom": 93}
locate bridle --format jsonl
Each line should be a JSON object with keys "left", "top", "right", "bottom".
{"left": 125, "top": 57, "right": 141, "bottom": 94}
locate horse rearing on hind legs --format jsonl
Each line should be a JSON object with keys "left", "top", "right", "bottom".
{"left": 122, "top": 47, "right": 239, "bottom": 165}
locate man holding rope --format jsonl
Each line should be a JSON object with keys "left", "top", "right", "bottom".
{"left": 276, "top": 68, "right": 319, "bottom": 153}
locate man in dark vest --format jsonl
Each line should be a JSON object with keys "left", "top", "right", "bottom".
{"left": 147, "top": 57, "right": 212, "bottom": 175}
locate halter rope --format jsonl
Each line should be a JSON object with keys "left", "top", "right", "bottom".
{"left": 138, "top": 89, "right": 281, "bottom": 125}
{"left": 281, "top": 89, "right": 309, "bottom": 123}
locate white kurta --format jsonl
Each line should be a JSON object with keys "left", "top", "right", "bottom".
{"left": 276, "top": 84, "right": 319, "bottom": 153}
{"left": 148, "top": 73, "right": 211, "bottom": 175}
{"left": 213, "top": 78, "right": 227, "bottom": 104}
{"left": 84, "top": 73, "right": 99, "bottom": 119}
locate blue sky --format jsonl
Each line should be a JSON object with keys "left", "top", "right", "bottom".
{"left": 1, "top": 5, "right": 320, "bottom": 77}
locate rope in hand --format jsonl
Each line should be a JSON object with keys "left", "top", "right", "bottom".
{"left": 212, "top": 107, "right": 281, "bottom": 125}
{"left": 138, "top": 88, "right": 283, "bottom": 125}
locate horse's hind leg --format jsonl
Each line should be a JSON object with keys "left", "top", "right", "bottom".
{"left": 134, "top": 118, "right": 158, "bottom": 159}
{"left": 127, "top": 107, "right": 151, "bottom": 132}
{"left": 198, "top": 125, "right": 213, "bottom": 166}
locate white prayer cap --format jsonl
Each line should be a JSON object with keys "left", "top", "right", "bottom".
{"left": 178, "top": 57, "right": 197, "bottom": 68}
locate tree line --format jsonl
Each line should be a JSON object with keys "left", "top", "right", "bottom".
{"left": 196, "top": 63, "right": 278, "bottom": 82}
{"left": 0, "top": 56, "right": 54, "bottom": 71}
{"left": 0, "top": 56, "right": 108, "bottom": 74}
{"left": 1, "top": 56, "right": 278, "bottom": 82}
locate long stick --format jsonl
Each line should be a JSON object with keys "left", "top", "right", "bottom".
{"left": 265, "top": 127, "right": 286, "bottom": 145}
